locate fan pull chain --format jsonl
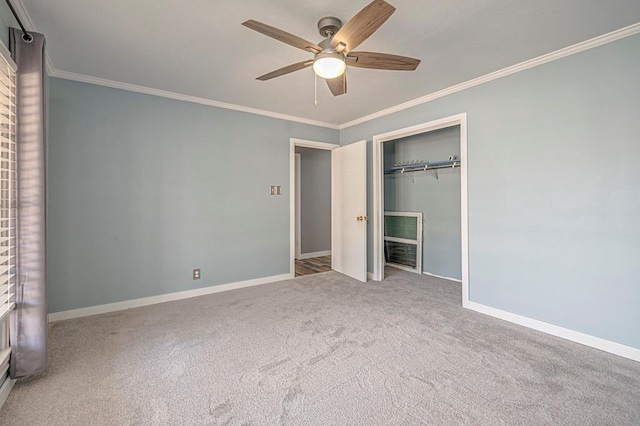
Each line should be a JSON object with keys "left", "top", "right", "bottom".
{"left": 314, "top": 72, "right": 318, "bottom": 107}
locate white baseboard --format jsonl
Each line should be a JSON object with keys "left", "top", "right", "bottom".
{"left": 0, "top": 377, "right": 15, "bottom": 410}
{"left": 48, "top": 273, "right": 292, "bottom": 323}
{"left": 422, "top": 271, "right": 462, "bottom": 283}
{"left": 297, "top": 250, "right": 331, "bottom": 260}
{"left": 367, "top": 272, "right": 374, "bottom": 281}
{"left": 464, "top": 300, "right": 640, "bottom": 362}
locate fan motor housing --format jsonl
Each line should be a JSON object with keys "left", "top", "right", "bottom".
{"left": 317, "top": 16, "right": 342, "bottom": 38}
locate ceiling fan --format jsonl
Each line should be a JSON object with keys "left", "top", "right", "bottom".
{"left": 242, "top": 0, "right": 420, "bottom": 96}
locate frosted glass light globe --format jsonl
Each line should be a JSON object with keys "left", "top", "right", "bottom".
{"left": 313, "top": 55, "right": 346, "bottom": 79}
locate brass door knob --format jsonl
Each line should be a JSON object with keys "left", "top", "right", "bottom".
{"left": 356, "top": 216, "right": 368, "bottom": 221}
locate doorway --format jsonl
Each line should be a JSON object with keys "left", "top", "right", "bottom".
{"left": 383, "top": 127, "right": 462, "bottom": 280}
{"left": 294, "top": 146, "right": 332, "bottom": 276}
{"left": 289, "top": 139, "right": 337, "bottom": 277}
{"left": 372, "top": 114, "right": 469, "bottom": 303}
{"left": 289, "top": 138, "right": 368, "bottom": 282}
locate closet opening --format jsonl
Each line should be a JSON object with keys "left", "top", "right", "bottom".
{"left": 372, "top": 114, "right": 469, "bottom": 303}
{"left": 383, "top": 127, "right": 461, "bottom": 280}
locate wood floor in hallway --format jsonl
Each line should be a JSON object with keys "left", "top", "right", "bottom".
{"left": 295, "top": 255, "right": 331, "bottom": 277}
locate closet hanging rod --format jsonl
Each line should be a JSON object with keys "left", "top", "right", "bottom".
{"left": 5, "top": 0, "right": 33, "bottom": 42}
{"left": 384, "top": 160, "right": 460, "bottom": 175}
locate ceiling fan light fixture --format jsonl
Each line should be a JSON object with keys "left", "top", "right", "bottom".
{"left": 313, "top": 52, "right": 346, "bottom": 79}
{"left": 244, "top": 0, "right": 419, "bottom": 96}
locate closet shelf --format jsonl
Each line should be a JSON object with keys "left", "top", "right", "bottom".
{"left": 384, "top": 159, "right": 460, "bottom": 175}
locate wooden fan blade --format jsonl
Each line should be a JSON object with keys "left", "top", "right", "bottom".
{"left": 257, "top": 60, "right": 313, "bottom": 81}
{"left": 330, "top": 0, "right": 396, "bottom": 53}
{"left": 326, "top": 73, "right": 347, "bottom": 96}
{"left": 242, "top": 20, "right": 321, "bottom": 53}
{"left": 346, "top": 51, "right": 421, "bottom": 70}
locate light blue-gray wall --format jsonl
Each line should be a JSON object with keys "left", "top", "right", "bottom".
{"left": 341, "top": 33, "right": 640, "bottom": 349}
{"left": 5, "top": 0, "right": 639, "bottom": 350}
{"left": 48, "top": 78, "right": 338, "bottom": 313}
{"left": 384, "top": 127, "right": 461, "bottom": 279}
{"left": 295, "top": 147, "right": 331, "bottom": 255}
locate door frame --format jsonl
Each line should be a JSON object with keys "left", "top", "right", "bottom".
{"left": 289, "top": 138, "right": 338, "bottom": 277}
{"left": 372, "top": 113, "right": 469, "bottom": 304}
{"left": 294, "top": 153, "right": 302, "bottom": 259}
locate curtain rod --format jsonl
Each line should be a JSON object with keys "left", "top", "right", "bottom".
{"left": 5, "top": 0, "right": 33, "bottom": 43}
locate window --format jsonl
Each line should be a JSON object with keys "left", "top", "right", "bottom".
{"left": 0, "top": 43, "right": 17, "bottom": 390}
{"left": 384, "top": 211, "right": 423, "bottom": 274}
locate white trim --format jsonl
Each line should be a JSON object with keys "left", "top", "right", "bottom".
{"left": 0, "top": 377, "right": 15, "bottom": 410}
{"left": 17, "top": 0, "right": 637, "bottom": 134}
{"left": 0, "top": 303, "right": 15, "bottom": 328}
{"left": 372, "top": 136, "right": 384, "bottom": 282}
{"left": 339, "top": 22, "right": 640, "bottom": 129}
{"left": 14, "top": 0, "right": 640, "bottom": 132}
{"left": 294, "top": 153, "right": 302, "bottom": 259}
{"left": 291, "top": 138, "right": 338, "bottom": 150}
{"left": 372, "top": 113, "right": 468, "bottom": 298}
{"left": 387, "top": 263, "right": 419, "bottom": 274}
{"left": 383, "top": 211, "right": 423, "bottom": 274}
{"left": 382, "top": 211, "right": 424, "bottom": 217}
{"left": 290, "top": 139, "right": 338, "bottom": 276}
{"left": 0, "top": 348, "right": 9, "bottom": 371}
{"left": 384, "top": 236, "right": 419, "bottom": 245}
{"left": 465, "top": 301, "right": 640, "bottom": 362}
{"left": 297, "top": 250, "right": 331, "bottom": 260}
{"left": 48, "top": 273, "right": 291, "bottom": 322}
{"left": 49, "top": 69, "right": 340, "bottom": 129}
{"left": 10, "top": 0, "right": 55, "bottom": 73}
{"left": 460, "top": 116, "right": 469, "bottom": 304}
{"left": 0, "top": 34, "right": 16, "bottom": 411}
{"left": 13, "top": 3, "right": 337, "bottom": 128}
{"left": 422, "top": 271, "right": 462, "bottom": 283}
{"left": 11, "top": 0, "right": 36, "bottom": 33}
{"left": 0, "top": 40, "right": 16, "bottom": 72}
{"left": 367, "top": 272, "right": 374, "bottom": 281}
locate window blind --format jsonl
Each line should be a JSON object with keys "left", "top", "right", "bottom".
{"left": 0, "top": 45, "right": 17, "bottom": 389}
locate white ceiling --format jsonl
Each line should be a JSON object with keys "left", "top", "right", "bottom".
{"left": 20, "top": 0, "right": 640, "bottom": 126}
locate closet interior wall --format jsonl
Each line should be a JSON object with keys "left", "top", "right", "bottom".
{"left": 384, "top": 126, "right": 462, "bottom": 280}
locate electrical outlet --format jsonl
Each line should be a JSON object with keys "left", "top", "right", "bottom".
{"left": 193, "top": 268, "right": 201, "bottom": 280}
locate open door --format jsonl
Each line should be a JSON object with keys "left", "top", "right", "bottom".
{"left": 331, "top": 140, "right": 367, "bottom": 282}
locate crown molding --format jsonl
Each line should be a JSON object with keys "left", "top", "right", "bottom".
{"left": 12, "top": 0, "right": 639, "bottom": 131}
{"left": 338, "top": 21, "right": 640, "bottom": 130}
{"left": 11, "top": 0, "right": 55, "bottom": 73}
{"left": 11, "top": 0, "right": 34, "bottom": 30}
{"left": 9, "top": 0, "right": 319, "bottom": 131}
{"left": 12, "top": 0, "right": 318, "bottom": 130}
{"left": 48, "top": 68, "right": 340, "bottom": 129}
{"left": 14, "top": 1, "right": 338, "bottom": 129}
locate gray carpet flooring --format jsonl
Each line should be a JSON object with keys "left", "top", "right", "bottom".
{"left": 1, "top": 268, "right": 639, "bottom": 425}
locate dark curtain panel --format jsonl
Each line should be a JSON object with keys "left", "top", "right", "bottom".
{"left": 9, "top": 29, "right": 47, "bottom": 378}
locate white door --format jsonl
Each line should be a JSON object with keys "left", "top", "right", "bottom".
{"left": 331, "top": 140, "right": 367, "bottom": 282}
